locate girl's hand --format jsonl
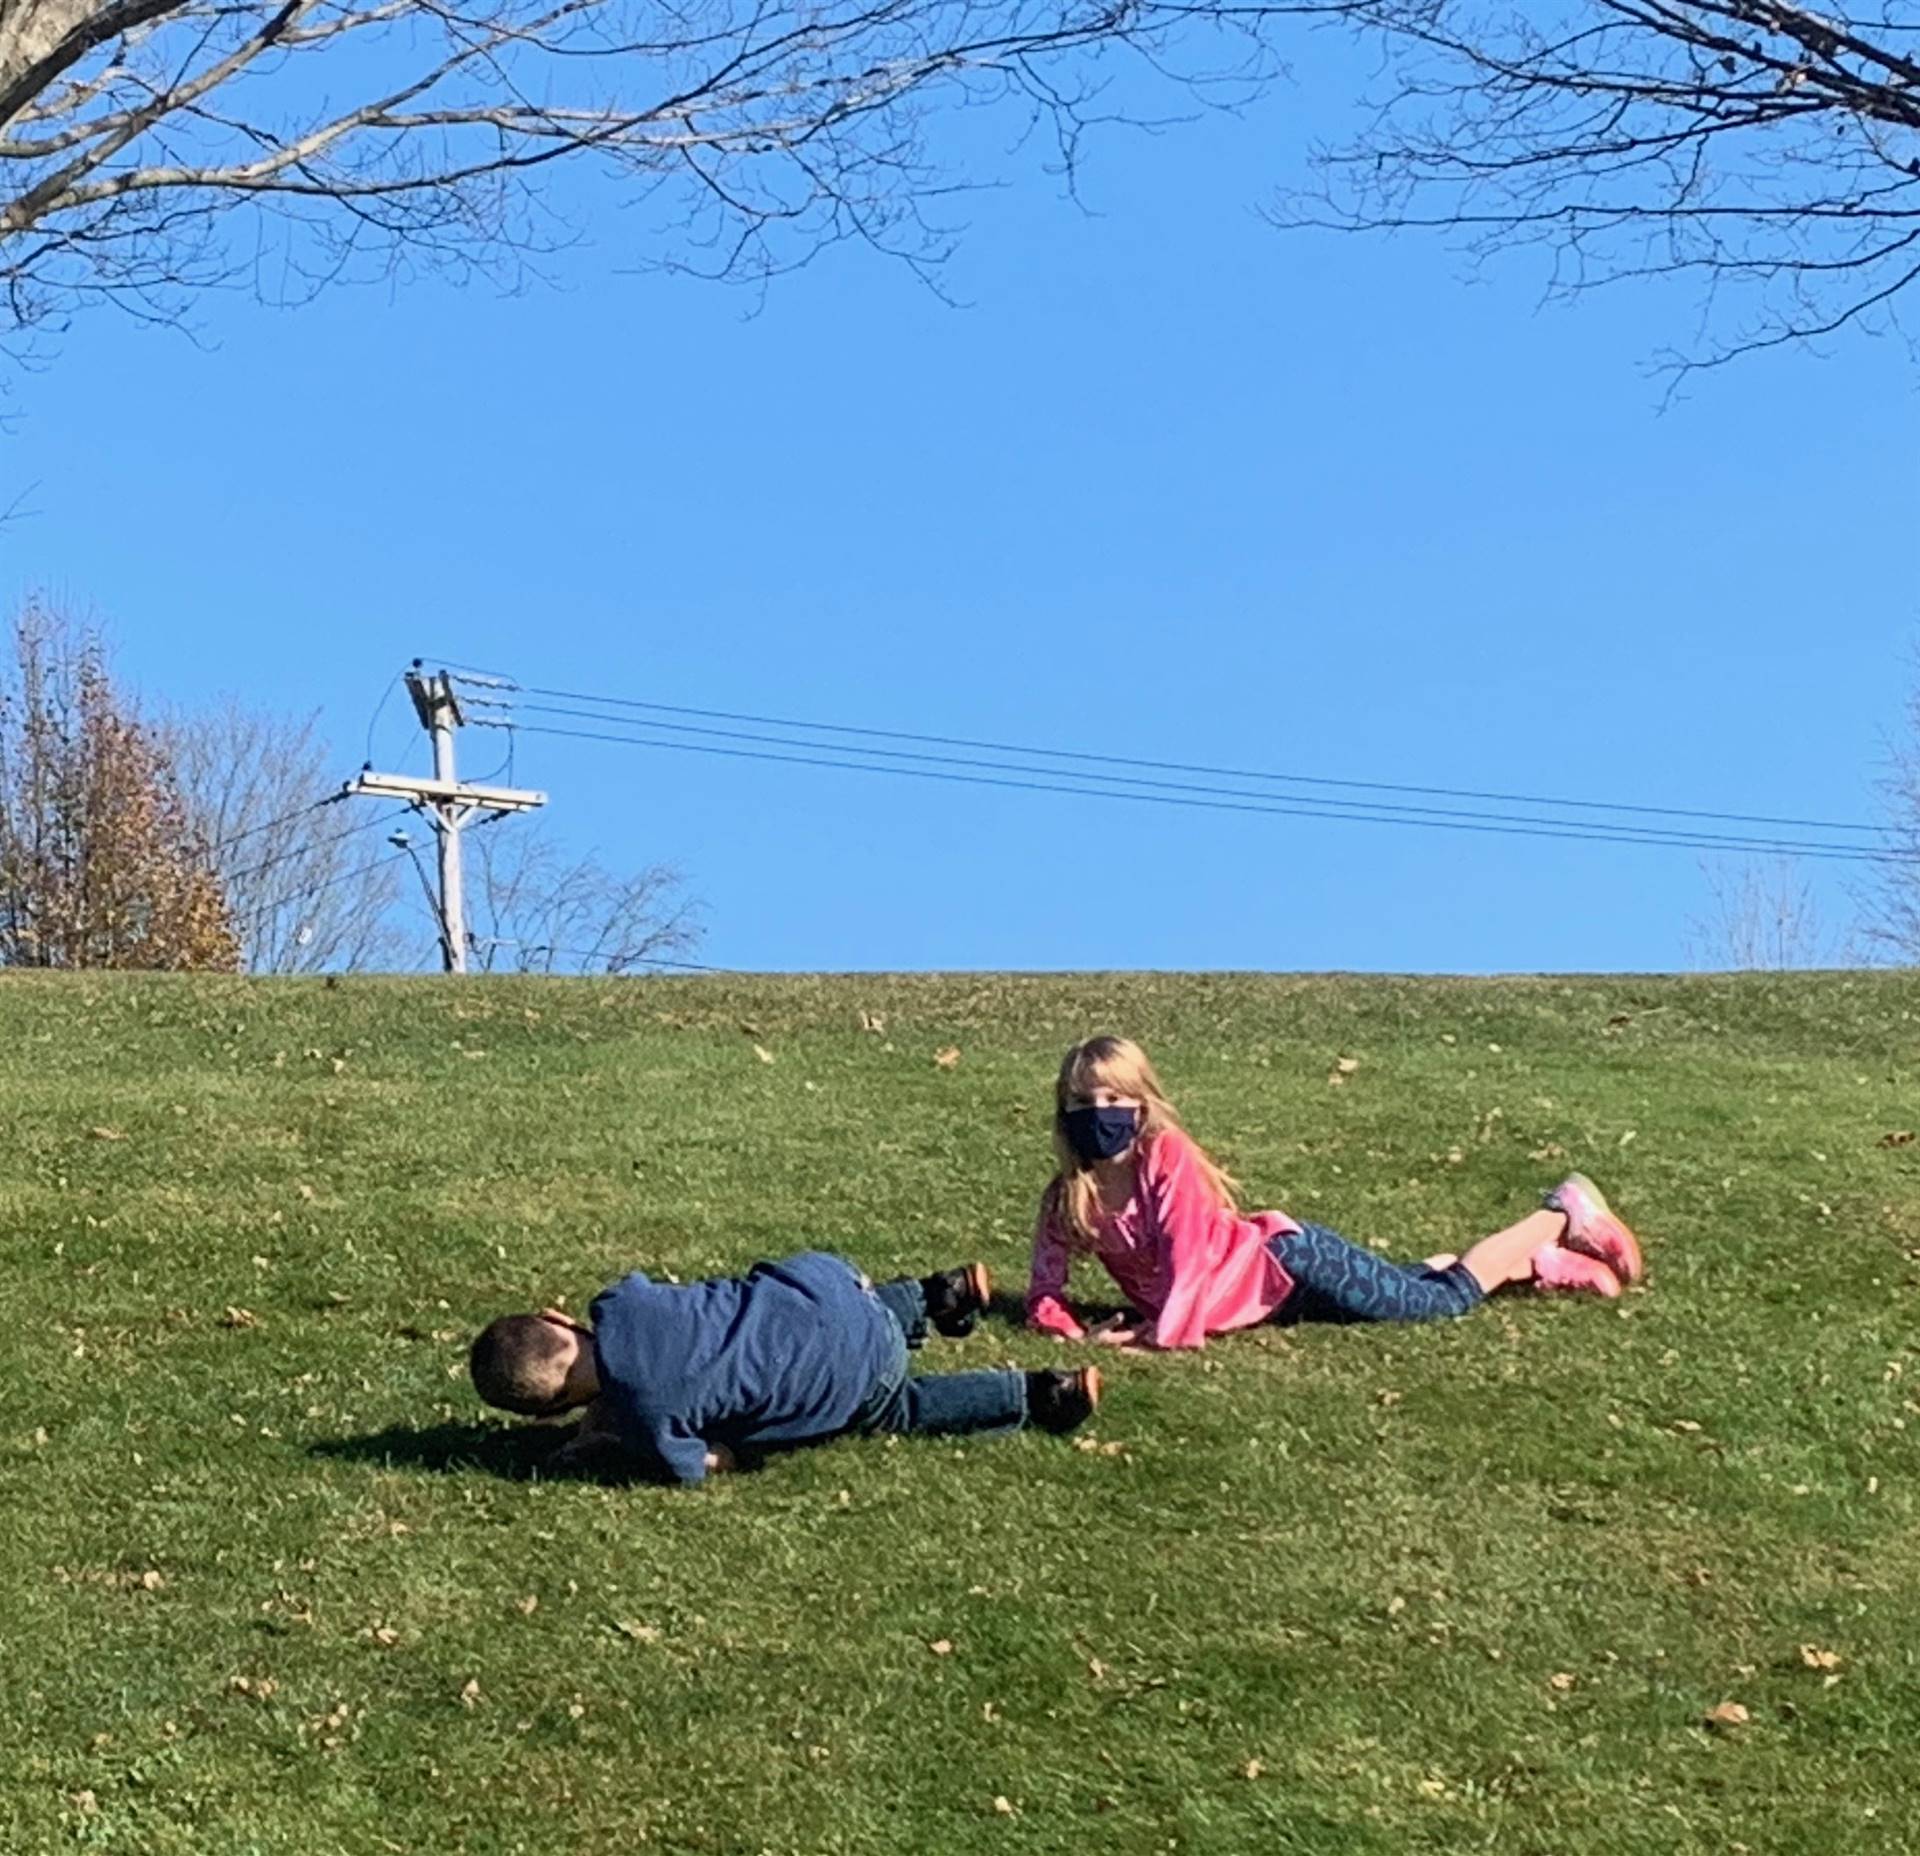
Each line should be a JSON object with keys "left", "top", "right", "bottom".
{"left": 1088, "top": 1314, "right": 1142, "bottom": 1348}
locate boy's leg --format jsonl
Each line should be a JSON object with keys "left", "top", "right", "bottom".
{"left": 870, "top": 1277, "right": 931, "bottom": 1350}
{"left": 890, "top": 1368, "right": 1029, "bottom": 1438}
{"left": 1274, "top": 1223, "right": 1485, "bottom": 1325}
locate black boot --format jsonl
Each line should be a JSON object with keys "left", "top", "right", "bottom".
{"left": 920, "top": 1262, "right": 992, "bottom": 1338}
{"left": 1026, "top": 1366, "right": 1102, "bottom": 1435}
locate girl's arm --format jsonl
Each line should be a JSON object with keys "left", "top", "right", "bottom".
{"left": 1138, "top": 1130, "right": 1218, "bottom": 1350}
{"left": 1025, "top": 1187, "right": 1086, "bottom": 1340}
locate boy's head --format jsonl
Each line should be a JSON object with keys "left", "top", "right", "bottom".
{"left": 468, "top": 1309, "right": 599, "bottom": 1415}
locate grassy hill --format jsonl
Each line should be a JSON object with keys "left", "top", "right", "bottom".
{"left": 3, "top": 970, "right": 1917, "bottom": 1854}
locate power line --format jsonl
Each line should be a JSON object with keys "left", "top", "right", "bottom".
{"left": 456, "top": 674, "right": 1886, "bottom": 840}
{"left": 475, "top": 716, "right": 1910, "bottom": 866}
{"left": 207, "top": 793, "right": 340, "bottom": 856}
{"left": 477, "top": 696, "right": 1892, "bottom": 861}
{"left": 224, "top": 806, "right": 414, "bottom": 885}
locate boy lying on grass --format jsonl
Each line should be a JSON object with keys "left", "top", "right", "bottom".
{"left": 469, "top": 1251, "right": 1100, "bottom": 1482}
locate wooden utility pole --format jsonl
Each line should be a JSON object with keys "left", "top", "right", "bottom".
{"left": 345, "top": 666, "right": 546, "bottom": 972}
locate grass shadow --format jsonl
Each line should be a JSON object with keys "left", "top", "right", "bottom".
{"left": 310, "top": 1420, "right": 578, "bottom": 1482}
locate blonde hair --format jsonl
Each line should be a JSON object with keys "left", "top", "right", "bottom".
{"left": 1047, "top": 1035, "right": 1238, "bottom": 1248}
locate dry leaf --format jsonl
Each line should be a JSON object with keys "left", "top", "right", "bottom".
{"left": 1242, "top": 1759, "right": 1264, "bottom": 1781}
{"left": 1335, "top": 1056, "right": 1360, "bottom": 1074}
{"left": 1798, "top": 1644, "right": 1841, "bottom": 1671}
{"left": 516, "top": 1595, "right": 539, "bottom": 1616}
{"left": 859, "top": 1010, "right": 887, "bottom": 1034}
{"left": 1703, "top": 1700, "right": 1750, "bottom": 1729}
{"left": 1087, "top": 1658, "right": 1109, "bottom": 1680}
{"left": 220, "top": 1306, "right": 259, "bottom": 1330}
{"left": 1386, "top": 1596, "right": 1407, "bottom": 1617}
{"left": 991, "top": 1796, "right": 1016, "bottom": 1817}
{"left": 1878, "top": 1130, "right": 1915, "bottom": 1148}
{"left": 459, "top": 1678, "right": 483, "bottom": 1707}
{"left": 929, "top": 1639, "right": 955, "bottom": 1656}
{"left": 613, "top": 1619, "right": 661, "bottom": 1643}
{"left": 753, "top": 1045, "right": 776, "bottom": 1065}
{"left": 1548, "top": 1672, "right": 1576, "bottom": 1692}
{"left": 88, "top": 1126, "right": 126, "bottom": 1142}
{"left": 371, "top": 1626, "right": 400, "bottom": 1647}
{"left": 933, "top": 1047, "right": 962, "bottom": 1069}
{"left": 138, "top": 1569, "right": 164, "bottom": 1591}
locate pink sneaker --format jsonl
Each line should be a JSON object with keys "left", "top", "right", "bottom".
{"left": 1531, "top": 1243, "right": 1623, "bottom": 1297}
{"left": 1545, "top": 1173, "right": 1644, "bottom": 1285}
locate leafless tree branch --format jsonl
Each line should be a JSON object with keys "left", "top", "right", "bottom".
{"left": 1273, "top": 0, "right": 1920, "bottom": 371}
{"left": 0, "top": 0, "right": 1303, "bottom": 342}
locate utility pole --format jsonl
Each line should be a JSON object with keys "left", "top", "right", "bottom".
{"left": 345, "top": 664, "right": 547, "bottom": 973}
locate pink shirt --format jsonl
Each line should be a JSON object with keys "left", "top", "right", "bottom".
{"left": 1025, "top": 1127, "right": 1300, "bottom": 1349}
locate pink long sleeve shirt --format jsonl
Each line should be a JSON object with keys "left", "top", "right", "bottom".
{"left": 1025, "top": 1127, "right": 1301, "bottom": 1350}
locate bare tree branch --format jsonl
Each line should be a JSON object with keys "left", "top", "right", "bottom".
{"left": 469, "top": 817, "right": 701, "bottom": 972}
{"left": 164, "top": 697, "right": 408, "bottom": 972}
{"left": 1274, "top": 0, "right": 1920, "bottom": 370}
{"left": 0, "top": 0, "right": 1303, "bottom": 342}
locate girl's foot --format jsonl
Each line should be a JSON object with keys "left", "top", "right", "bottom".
{"left": 922, "top": 1262, "right": 992, "bottom": 1337}
{"left": 1026, "top": 1366, "right": 1101, "bottom": 1433}
{"left": 1544, "top": 1174, "right": 1644, "bottom": 1284}
{"left": 1531, "top": 1243, "right": 1622, "bottom": 1297}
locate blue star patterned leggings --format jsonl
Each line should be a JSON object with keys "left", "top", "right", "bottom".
{"left": 1270, "top": 1224, "right": 1485, "bottom": 1325}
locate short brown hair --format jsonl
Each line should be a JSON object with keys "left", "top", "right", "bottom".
{"left": 469, "top": 1314, "right": 575, "bottom": 1414}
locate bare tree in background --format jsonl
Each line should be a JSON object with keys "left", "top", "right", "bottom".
{"left": 0, "top": 0, "right": 1291, "bottom": 347}
{"left": 1282, "top": 0, "right": 1920, "bottom": 371}
{"left": 0, "top": 598, "right": 239, "bottom": 968}
{"left": 468, "top": 819, "right": 699, "bottom": 974}
{"left": 1687, "top": 855, "right": 1829, "bottom": 970}
{"left": 165, "top": 700, "right": 406, "bottom": 973}
{"left": 1861, "top": 663, "right": 1920, "bottom": 962}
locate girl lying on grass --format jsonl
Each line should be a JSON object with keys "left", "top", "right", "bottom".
{"left": 1026, "top": 1035, "right": 1643, "bottom": 1350}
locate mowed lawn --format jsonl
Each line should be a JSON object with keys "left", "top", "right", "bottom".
{"left": 3, "top": 970, "right": 1918, "bottom": 1855}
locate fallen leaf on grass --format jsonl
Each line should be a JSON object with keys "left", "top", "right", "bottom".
{"left": 516, "top": 1595, "right": 539, "bottom": 1615}
{"left": 88, "top": 1126, "right": 126, "bottom": 1142}
{"left": 1548, "top": 1672, "right": 1576, "bottom": 1692}
{"left": 929, "top": 1639, "right": 955, "bottom": 1656}
{"left": 220, "top": 1307, "right": 259, "bottom": 1330}
{"left": 1798, "top": 1644, "right": 1842, "bottom": 1671}
{"left": 1879, "top": 1131, "right": 1915, "bottom": 1148}
{"left": 991, "top": 1796, "right": 1017, "bottom": 1817}
{"left": 752, "top": 1045, "right": 776, "bottom": 1066}
{"left": 859, "top": 1010, "right": 887, "bottom": 1034}
{"left": 458, "top": 1679, "right": 483, "bottom": 1707}
{"left": 612, "top": 1619, "right": 661, "bottom": 1643}
{"left": 933, "top": 1046, "right": 962, "bottom": 1069}
{"left": 1242, "top": 1759, "right": 1264, "bottom": 1780}
{"left": 1703, "top": 1701, "right": 1750, "bottom": 1730}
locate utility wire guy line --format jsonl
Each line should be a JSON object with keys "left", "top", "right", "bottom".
{"left": 455, "top": 673, "right": 1886, "bottom": 839}
{"left": 476, "top": 697, "right": 1890, "bottom": 861}
{"left": 471, "top": 715, "right": 1908, "bottom": 867}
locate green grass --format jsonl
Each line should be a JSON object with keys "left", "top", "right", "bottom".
{"left": 3, "top": 970, "right": 1918, "bottom": 1855}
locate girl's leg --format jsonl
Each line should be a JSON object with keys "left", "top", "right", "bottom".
{"left": 1456, "top": 1208, "right": 1568, "bottom": 1294}
{"left": 1276, "top": 1224, "right": 1486, "bottom": 1325}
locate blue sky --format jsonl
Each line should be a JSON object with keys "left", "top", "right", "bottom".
{"left": 4, "top": 35, "right": 1915, "bottom": 974}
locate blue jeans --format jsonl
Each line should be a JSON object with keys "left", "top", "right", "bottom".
{"left": 852, "top": 1278, "right": 1028, "bottom": 1437}
{"left": 1271, "top": 1224, "right": 1485, "bottom": 1325}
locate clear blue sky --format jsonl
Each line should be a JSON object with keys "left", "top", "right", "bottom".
{"left": 5, "top": 37, "right": 1915, "bottom": 974}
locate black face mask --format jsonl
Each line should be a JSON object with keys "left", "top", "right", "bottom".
{"left": 1063, "top": 1105, "right": 1140, "bottom": 1163}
